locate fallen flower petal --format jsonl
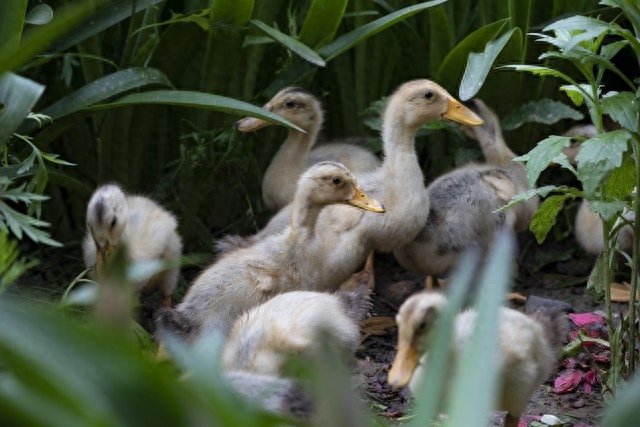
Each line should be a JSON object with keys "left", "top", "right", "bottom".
{"left": 569, "top": 312, "right": 605, "bottom": 327}
{"left": 553, "top": 369, "right": 583, "bottom": 394}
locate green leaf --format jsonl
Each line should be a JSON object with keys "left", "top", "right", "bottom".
{"left": 459, "top": 29, "right": 516, "bottom": 101}
{"left": 601, "top": 91, "right": 640, "bottom": 132}
{"left": 498, "top": 185, "right": 580, "bottom": 212}
{"left": 298, "top": 0, "right": 348, "bottom": 49}
{"left": 437, "top": 18, "right": 509, "bottom": 91}
{"left": 586, "top": 251, "right": 607, "bottom": 293}
{"left": 560, "top": 84, "right": 586, "bottom": 106}
{"left": 0, "top": 73, "right": 45, "bottom": 148}
{"left": 605, "top": 154, "right": 636, "bottom": 200}
{"left": 24, "top": 4, "right": 53, "bottom": 25}
{"left": 517, "top": 136, "right": 573, "bottom": 188}
{"left": 543, "top": 15, "right": 611, "bottom": 34}
{"left": 49, "top": 0, "right": 164, "bottom": 53}
{"left": 250, "top": 20, "right": 326, "bottom": 67}
{"left": 502, "top": 99, "right": 583, "bottom": 130}
{"left": 604, "top": 371, "right": 640, "bottom": 427}
{"left": 0, "top": 0, "right": 107, "bottom": 75}
{"left": 20, "top": 67, "right": 173, "bottom": 134}
{"left": 0, "top": 0, "right": 27, "bottom": 52}
{"left": 576, "top": 130, "right": 632, "bottom": 198}
{"left": 89, "top": 90, "right": 304, "bottom": 132}
{"left": 530, "top": 194, "right": 571, "bottom": 243}
{"left": 504, "top": 64, "right": 575, "bottom": 82}
{"left": 590, "top": 200, "right": 627, "bottom": 222}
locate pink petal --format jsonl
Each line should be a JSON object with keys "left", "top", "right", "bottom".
{"left": 584, "top": 369, "right": 597, "bottom": 384}
{"left": 583, "top": 381, "right": 592, "bottom": 394}
{"left": 553, "top": 369, "right": 583, "bottom": 394}
{"left": 569, "top": 313, "right": 604, "bottom": 327}
{"left": 594, "top": 351, "right": 611, "bottom": 363}
{"left": 565, "top": 358, "right": 577, "bottom": 368}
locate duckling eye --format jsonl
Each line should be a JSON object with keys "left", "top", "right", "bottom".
{"left": 424, "top": 91, "right": 433, "bottom": 99}
{"left": 332, "top": 177, "right": 343, "bottom": 185}
{"left": 417, "top": 320, "right": 427, "bottom": 332}
{"left": 110, "top": 217, "right": 117, "bottom": 229}
{"left": 285, "top": 99, "right": 296, "bottom": 108}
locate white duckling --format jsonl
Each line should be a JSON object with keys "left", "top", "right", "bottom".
{"left": 155, "top": 162, "right": 384, "bottom": 341}
{"left": 82, "top": 183, "right": 182, "bottom": 307}
{"left": 221, "top": 80, "right": 484, "bottom": 287}
{"left": 222, "top": 288, "right": 371, "bottom": 376}
{"left": 394, "top": 99, "right": 538, "bottom": 277}
{"left": 387, "top": 291, "right": 566, "bottom": 427}
{"left": 236, "top": 87, "right": 380, "bottom": 212}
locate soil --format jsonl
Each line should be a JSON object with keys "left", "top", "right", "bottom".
{"left": 17, "top": 228, "right": 619, "bottom": 427}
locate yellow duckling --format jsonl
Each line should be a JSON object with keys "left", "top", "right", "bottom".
{"left": 236, "top": 87, "right": 380, "bottom": 212}
{"left": 394, "top": 99, "right": 537, "bottom": 277}
{"left": 222, "top": 80, "right": 483, "bottom": 288}
{"left": 222, "top": 289, "right": 371, "bottom": 376}
{"left": 388, "top": 291, "right": 566, "bottom": 427}
{"left": 156, "top": 162, "right": 383, "bottom": 341}
{"left": 82, "top": 183, "right": 182, "bottom": 307}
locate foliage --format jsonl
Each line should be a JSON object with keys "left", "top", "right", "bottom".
{"left": 503, "top": 0, "right": 640, "bottom": 385}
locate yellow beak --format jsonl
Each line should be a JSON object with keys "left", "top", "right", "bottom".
{"left": 387, "top": 342, "right": 421, "bottom": 388}
{"left": 346, "top": 186, "right": 385, "bottom": 213}
{"left": 235, "top": 116, "right": 272, "bottom": 132}
{"left": 443, "top": 97, "right": 484, "bottom": 126}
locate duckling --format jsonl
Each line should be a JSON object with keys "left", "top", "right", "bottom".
{"left": 394, "top": 99, "right": 537, "bottom": 277}
{"left": 236, "top": 87, "right": 380, "bottom": 212}
{"left": 224, "top": 370, "right": 313, "bottom": 419}
{"left": 82, "top": 183, "right": 182, "bottom": 307}
{"left": 220, "top": 80, "right": 483, "bottom": 287}
{"left": 222, "top": 288, "right": 371, "bottom": 376}
{"left": 155, "top": 162, "right": 384, "bottom": 341}
{"left": 561, "top": 124, "right": 634, "bottom": 256}
{"left": 388, "top": 292, "right": 566, "bottom": 427}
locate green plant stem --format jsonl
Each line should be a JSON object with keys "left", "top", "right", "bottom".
{"left": 629, "top": 133, "right": 640, "bottom": 375}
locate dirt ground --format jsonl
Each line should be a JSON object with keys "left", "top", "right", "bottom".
{"left": 355, "top": 232, "right": 616, "bottom": 427}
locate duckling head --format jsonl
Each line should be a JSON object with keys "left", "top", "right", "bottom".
{"left": 299, "top": 161, "right": 385, "bottom": 213}
{"left": 387, "top": 291, "right": 446, "bottom": 389}
{"left": 384, "top": 80, "right": 484, "bottom": 131}
{"left": 236, "top": 87, "right": 323, "bottom": 134}
{"left": 86, "top": 184, "right": 128, "bottom": 274}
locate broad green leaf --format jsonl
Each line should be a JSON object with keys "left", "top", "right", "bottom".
{"left": 0, "top": 0, "right": 106, "bottom": 75}
{"left": 20, "top": 67, "right": 173, "bottom": 134}
{"left": 250, "top": 20, "right": 326, "bottom": 67}
{"left": 605, "top": 154, "right": 635, "bottom": 200}
{"left": 543, "top": 15, "right": 612, "bottom": 33}
{"left": 601, "top": 91, "right": 640, "bottom": 132}
{"left": 530, "top": 194, "right": 571, "bottom": 243}
{"left": 459, "top": 29, "right": 516, "bottom": 101}
{"left": 446, "top": 232, "right": 515, "bottom": 426}
{"left": 437, "top": 19, "right": 509, "bottom": 91}
{"left": 560, "top": 84, "right": 586, "bottom": 106}
{"left": 590, "top": 200, "right": 627, "bottom": 222}
{"left": 0, "top": 73, "right": 44, "bottom": 148}
{"left": 210, "top": 0, "right": 254, "bottom": 26}
{"left": 516, "top": 136, "right": 573, "bottom": 188}
{"left": 89, "top": 90, "right": 304, "bottom": 132}
{"left": 576, "top": 130, "right": 632, "bottom": 197}
{"left": 0, "top": 0, "right": 27, "bottom": 52}
{"left": 49, "top": 0, "right": 163, "bottom": 52}
{"left": 502, "top": 99, "right": 583, "bottom": 130}
{"left": 604, "top": 373, "right": 640, "bottom": 427}
{"left": 504, "top": 64, "right": 575, "bottom": 83}
{"left": 24, "top": 4, "right": 53, "bottom": 25}
{"left": 299, "top": 0, "right": 348, "bottom": 49}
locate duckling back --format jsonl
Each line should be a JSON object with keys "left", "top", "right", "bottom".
{"left": 222, "top": 290, "right": 366, "bottom": 376}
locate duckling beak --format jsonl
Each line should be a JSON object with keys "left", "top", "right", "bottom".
{"left": 387, "top": 342, "right": 421, "bottom": 388}
{"left": 443, "top": 97, "right": 484, "bottom": 126}
{"left": 235, "top": 116, "right": 272, "bottom": 132}
{"left": 347, "top": 187, "right": 385, "bottom": 213}
{"left": 95, "top": 243, "right": 114, "bottom": 277}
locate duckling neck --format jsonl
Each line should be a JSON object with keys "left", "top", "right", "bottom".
{"left": 475, "top": 124, "right": 516, "bottom": 164}
{"left": 290, "top": 198, "right": 323, "bottom": 237}
{"left": 262, "top": 127, "right": 321, "bottom": 210}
